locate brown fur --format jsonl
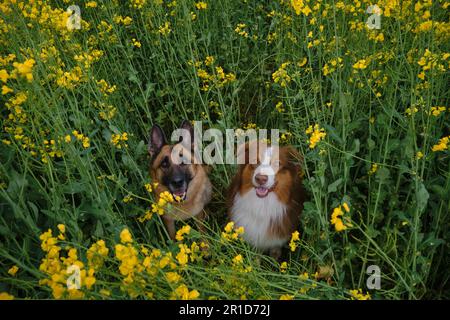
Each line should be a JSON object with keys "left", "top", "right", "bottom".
{"left": 227, "top": 142, "right": 305, "bottom": 258}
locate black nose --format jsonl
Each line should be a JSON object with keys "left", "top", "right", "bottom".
{"left": 171, "top": 177, "right": 184, "bottom": 188}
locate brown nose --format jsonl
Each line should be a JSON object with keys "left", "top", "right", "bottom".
{"left": 255, "top": 174, "right": 268, "bottom": 186}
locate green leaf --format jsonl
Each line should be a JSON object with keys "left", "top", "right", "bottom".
{"left": 416, "top": 182, "right": 429, "bottom": 213}
{"left": 328, "top": 178, "right": 343, "bottom": 194}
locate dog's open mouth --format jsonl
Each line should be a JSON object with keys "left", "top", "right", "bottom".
{"left": 255, "top": 187, "right": 269, "bottom": 198}
{"left": 171, "top": 189, "right": 187, "bottom": 202}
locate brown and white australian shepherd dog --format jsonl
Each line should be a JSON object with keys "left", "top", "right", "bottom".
{"left": 148, "top": 120, "right": 212, "bottom": 240}
{"left": 227, "top": 141, "right": 305, "bottom": 259}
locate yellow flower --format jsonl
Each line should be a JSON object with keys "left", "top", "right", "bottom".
{"left": 291, "top": 0, "right": 311, "bottom": 16}
{"left": 369, "top": 163, "right": 378, "bottom": 175}
{"left": 64, "top": 135, "right": 71, "bottom": 143}
{"left": 297, "top": 57, "right": 307, "bottom": 67}
{"left": 120, "top": 228, "right": 133, "bottom": 244}
{"left": 272, "top": 62, "right": 291, "bottom": 87}
{"left": 405, "top": 106, "right": 418, "bottom": 116}
{"left": 85, "top": 1, "right": 97, "bottom": 8}
{"left": 57, "top": 224, "right": 66, "bottom": 234}
{"left": 429, "top": 106, "right": 446, "bottom": 117}
{"left": 2, "top": 85, "right": 13, "bottom": 95}
{"left": 342, "top": 202, "right": 350, "bottom": 213}
{"left": 330, "top": 205, "right": 352, "bottom": 232}
{"left": 8, "top": 265, "right": 19, "bottom": 276}
{"left": 353, "top": 59, "right": 369, "bottom": 70}
{"left": 0, "top": 292, "right": 14, "bottom": 300}
{"left": 280, "top": 294, "right": 294, "bottom": 300}
{"left": 432, "top": 136, "right": 449, "bottom": 152}
{"left": 232, "top": 254, "right": 243, "bottom": 265}
{"left": 349, "top": 289, "right": 371, "bottom": 300}
{"left": 224, "top": 222, "right": 234, "bottom": 233}
{"left": 166, "top": 272, "right": 182, "bottom": 283}
{"left": 110, "top": 133, "right": 129, "bottom": 149}
{"left": 204, "top": 56, "right": 214, "bottom": 66}
{"left": 172, "top": 284, "right": 200, "bottom": 300}
{"left": 131, "top": 38, "right": 141, "bottom": 48}
{"left": 175, "top": 225, "right": 191, "bottom": 241}
{"left": 176, "top": 244, "right": 190, "bottom": 266}
{"left": 123, "top": 194, "right": 133, "bottom": 203}
{"left": 280, "top": 261, "right": 288, "bottom": 273}
{"left": 416, "top": 151, "right": 424, "bottom": 159}
{"left": 289, "top": 231, "right": 300, "bottom": 252}
{"left": 305, "top": 124, "right": 326, "bottom": 149}
{"left": 158, "top": 22, "right": 171, "bottom": 36}
{"left": 13, "top": 58, "right": 35, "bottom": 82}
{"left": 195, "top": 2, "right": 207, "bottom": 10}
{"left": 0, "top": 69, "right": 9, "bottom": 83}
{"left": 144, "top": 183, "right": 153, "bottom": 193}
{"left": 275, "top": 101, "right": 285, "bottom": 113}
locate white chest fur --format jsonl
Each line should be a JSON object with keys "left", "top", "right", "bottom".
{"left": 230, "top": 190, "right": 288, "bottom": 250}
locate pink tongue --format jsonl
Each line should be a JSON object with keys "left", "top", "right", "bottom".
{"left": 256, "top": 187, "right": 269, "bottom": 197}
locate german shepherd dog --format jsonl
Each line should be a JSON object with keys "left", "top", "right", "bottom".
{"left": 148, "top": 120, "right": 212, "bottom": 240}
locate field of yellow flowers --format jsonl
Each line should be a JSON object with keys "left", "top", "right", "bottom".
{"left": 0, "top": 0, "right": 449, "bottom": 300}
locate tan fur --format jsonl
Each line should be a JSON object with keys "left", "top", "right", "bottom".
{"left": 150, "top": 145, "right": 212, "bottom": 239}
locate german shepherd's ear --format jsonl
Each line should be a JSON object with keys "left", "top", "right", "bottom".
{"left": 148, "top": 124, "right": 167, "bottom": 158}
{"left": 179, "top": 120, "right": 195, "bottom": 151}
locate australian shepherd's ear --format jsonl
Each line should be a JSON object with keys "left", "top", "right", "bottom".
{"left": 227, "top": 142, "right": 305, "bottom": 260}
{"left": 282, "top": 146, "right": 304, "bottom": 176}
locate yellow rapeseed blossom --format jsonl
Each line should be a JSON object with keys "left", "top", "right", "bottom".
{"left": 272, "top": 62, "right": 291, "bottom": 87}
{"left": 349, "top": 289, "right": 371, "bottom": 300}
{"left": 275, "top": 101, "right": 285, "bottom": 113}
{"left": 305, "top": 124, "right": 326, "bottom": 149}
{"left": 330, "top": 205, "right": 352, "bottom": 232}
{"left": 123, "top": 194, "right": 133, "bottom": 203}
{"left": 222, "top": 222, "right": 244, "bottom": 241}
{"left": 120, "top": 228, "right": 133, "bottom": 244}
{"left": 131, "top": 38, "right": 141, "bottom": 48}
{"left": 369, "top": 163, "right": 378, "bottom": 175}
{"left": 12, "top": 58, "right": 35, "bottom": 82}
{"left": 171, "top": 284, "right": 199, "bottom": 300}
{"left": 175, "top": 225, "right": 191, "bottom": 241}
{"left": 291, "top": 0, "right": 312, "bottom": 16}
{"left": 195, "top": 2, "right": 207, "bottom": 10}
{"left": 8, "top": 265, "right": 18, "bottom": 276}
{"left": 353, "top": 59, "right": 369, "bottom": 70}
{"left": 158, "top": 22, "right": 171, "bottom": 36}
{"left": 289, "top": 231, "right": 300, "bottom": 252}
{"left": 431, "top": 136, "right": 449, "bottom": 152}
{"left": 85, "top": 1, "right": 98, "bottom": 8}
{"left": 0, "top": 292, "right": 14, "bottom": 300}
{"left": 110, "top": 132, "right": 128, "bottom": 149}
{"left": 2, "top": 85, "right": 13, "bottom": 95}
{"left": 166, "top": 271, "right": 182, "bottom": 283}
{"left": 87, "top": 240, "right": 109, "bottom": 269}
{"left": 429, "top": 106, "right": 446, "bottom": 116}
